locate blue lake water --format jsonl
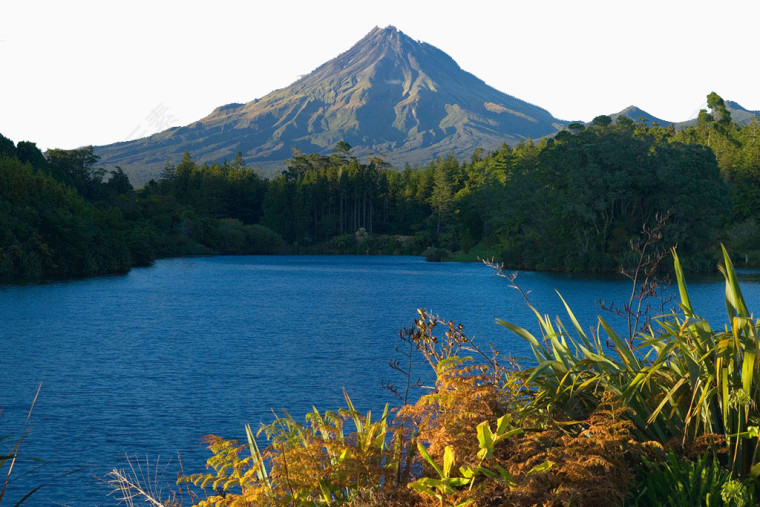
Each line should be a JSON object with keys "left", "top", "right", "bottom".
{"left": 0, "top": 255, "right": 756, "bottom": 505}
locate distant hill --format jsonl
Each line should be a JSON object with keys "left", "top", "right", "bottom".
{"left": 606, "top": 101, "right": 759, "bottom": 130}
{"left": 725, "top": 101, "right": 760, "bottom": 125}
{"left": 95, "top": 26, "right": 568, "bottom": 184}
{"left": 674, "top": 100, "right": 760, "bottom": 128}
{"left": 609, "top": 106, "right": 668, "bottom": 127}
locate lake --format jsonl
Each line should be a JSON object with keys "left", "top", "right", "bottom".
{"left": 0, "top": 255, "right": 755, "bottom": 505}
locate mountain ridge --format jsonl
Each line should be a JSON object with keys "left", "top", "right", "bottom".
{"left": 95, "top": 26, "right": 568, "bottom": 184}
{"left": 95, "top": 26, "right": 758, "bottom": 185}
{"left": 607, "top": 101, "right": 760, "bottom": 129}
{"left": 608, "top": 106, "right": 668, "bottom": 127}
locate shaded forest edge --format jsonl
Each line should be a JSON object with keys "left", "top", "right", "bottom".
{"left": 2, "top": 93, "right": 760, "bottom": 284}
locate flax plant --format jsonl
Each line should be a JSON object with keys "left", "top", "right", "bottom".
{"left": 498, "top": 246, "right": 760, "bottom": 478}
{"left": 645, "top": 246, "right": 760, "bottom": 477}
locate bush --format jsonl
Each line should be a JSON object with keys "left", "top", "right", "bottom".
{"left": 423, "top": 246, "right": 449, "bottom": 262}
{"left": 629, "top": 452, "right": 751, "bottom": 507}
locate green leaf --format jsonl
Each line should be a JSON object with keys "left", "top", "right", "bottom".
{"left": 719, "top": 365, "right": 730, "bottom": 437}
{"left": 319, "top": 480, "right": 333, "bottom": 504}
{"left": 720, "top": 244, "right": 749, "bottom": 319}
{"left": 459, "top": 465, "right": 475, "bottom": 479}
{"left": 342, "top": 389, "right": 363, "bottom": 436}
{"left": 672, "top": 248, "right": 694, "bottom": 315}
{"left": 557, "top": 291, "right": 594, "bottom": 350}
{"left": 727, "top": 426, "right": 760, "bottom": 439}
{"left": 446, "top": 477, "right": 471, "bottom": 487}
{"left": 492, "top": 463, "right": 516, "bottom": 483}
{"left": 599, "top": 316, "right": 640, "bottom": 370}
{"left": 443, "top": 446, "right": 454, "bottom": 479}
{"left": 527, "top": 460, "right": 554, "bottom": 475}
{"left": 417, "top": 442, "right": 443, "bottom": 478}
{"left": 408, "top": 479, "right": 436, "bottom": 496}
{"left": 647, "top": 376, "right": 687, "bottom": 425}
{"left": 496, "top": 318, "right": 547, "bottom": 356}
{"left": 494, "top": 414, "right": 512, "bottom": 438}
{"left": 246, "top": 423, "right": 270, "bottom": 488}
{"left": 476, "top": 421, "right": 494, "bottom": 459}
{"left": 741, "top": 349, "right": 756, "bottom": 396}
{"left": 476, "top": 465, "right": 498, "bottom": 478}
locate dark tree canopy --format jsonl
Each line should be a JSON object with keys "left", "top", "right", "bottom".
{"left": 4, "top": 91, "right": 760, "bottom": 283}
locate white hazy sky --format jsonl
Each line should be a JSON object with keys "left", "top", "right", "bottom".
{"left": 2, "top": 0, "right": 758, "bottom": 151}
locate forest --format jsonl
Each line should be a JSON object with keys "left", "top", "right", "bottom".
{"left": 1, "top": 92, "right": 759, "bottom": 283}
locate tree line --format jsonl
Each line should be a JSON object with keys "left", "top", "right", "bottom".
{"left": 1, "top": 93, "right": 758, "bottom": 283}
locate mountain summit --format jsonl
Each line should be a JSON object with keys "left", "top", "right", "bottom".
{"left": 96, "top": 26, "right": 567, "bottom": 183}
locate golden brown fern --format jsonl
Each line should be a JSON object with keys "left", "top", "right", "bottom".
{"left": 483, "top": 394, "right": 662, "bottom": 506}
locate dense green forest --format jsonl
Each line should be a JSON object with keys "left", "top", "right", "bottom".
{"left": 2, "top": 93, "right": 759, "bottom": 283}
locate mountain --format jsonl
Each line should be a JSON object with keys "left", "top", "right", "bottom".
{"left": 670, "top": 100, "right": 760, "bottom": 129}
{"left": 609, "top": 106, "right": 668, "bottom": 127}
{"left": 607, "top": 101, "right": 760, "bottom": 130}
{"left": 725, "top": 101, "right": 760, "bottom": 125}
{"left": 95, "top": 26, "right": 568, "bottom": 184}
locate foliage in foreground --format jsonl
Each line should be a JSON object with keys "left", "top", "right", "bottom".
{"left": 167, "top": 321, "right": 654, "bottom": 505}
{"left": 500, "top": 246, "right": 760, "bottom": 481}
{"left": 110, "top": 247, "right": 760, "bottom": 505}
{"left": 629, "top": 451, "right": 751, "bottom": 507}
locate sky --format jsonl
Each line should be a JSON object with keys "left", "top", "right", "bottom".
{"left": 1, "top": 0, "right": 759, "bottom": 151}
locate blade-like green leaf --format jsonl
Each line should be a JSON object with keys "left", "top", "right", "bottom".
{"left": 742, "top": 350, "right": 756, "bottom": 397}
{"left": 557, "top": 292, "right": 594, "bottom": 350}
{"left": 720, "top": 244, "right": 749, "bottom": 320}
{"left": 672, "top": 248, "right": 694, "bottom": 315}
{"left": 246, "top": 423, "right": 271, "bottom": 488}
{"left": 417, "top": 442, "right": 443, "bottom": 478}
{"left": 343, "top": 390, "right": 363, "bottom": 436}
{"left": 721, "top": 366, "right": 730, "bottom": 432}
{"left": 647, "top": 376, "right": 687, "bottom": 425}
{"left": 550, "top": 334, "right": 575, "bottom": 371}
{"left": 599, "top": 317, "right": 641, "bottom": 370}
{"left": 496, "top": 319, "right": 547, "bottom": 356}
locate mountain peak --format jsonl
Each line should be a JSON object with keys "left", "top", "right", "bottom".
{"left": 328, "top": 25, "right": 429, "bottom": 66}
{"left": 368, "top": 25, "right": 400, "bottom": 35}
{"left": 95, "top": 26, "right": 566, "bottom": 184}
{"left": 610, "top": 105, "right": 666, "bottom": 127}
{"left": 363, "top": 25, "right": 403, "bottom": 41}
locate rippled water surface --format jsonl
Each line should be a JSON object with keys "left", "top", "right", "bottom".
{"left": 1, "top": 255, "right": 756, "bottom": 505}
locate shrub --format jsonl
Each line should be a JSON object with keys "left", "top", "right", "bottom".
{"left": 628, "top": 452, "right": 752, "bottom": 507}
